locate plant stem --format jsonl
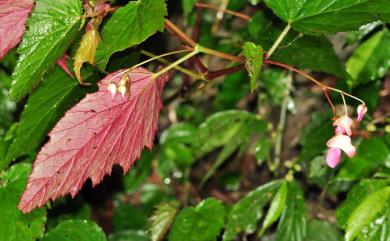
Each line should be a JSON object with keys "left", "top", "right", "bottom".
{"left": 323, "top": 89, "right": 336, "bottom": 116}
{"left": 273, "top": 73, "right": 292, "bottom": 173}
{"left": 140, "top": 50, "right": 204, "bottom": 80}
{"left": 195, "top": 2, "right": 250, "bottom": 21}
{"left": 265, "top": 59, "right": 326, "bottom": 88}
{"left": 198, "top": 45, "right": 244, "bottom": 63}
{"left": 164, "top": 19, "right": 197, "bottom": 47}
{"left": 326, "top": 87, "right": 366, "bottom": 105}
{"left": 266, "top": 24, "right": 291, "bottom": 59}
{"left": 153, "top": 47, "right": 200, "bottom": 78}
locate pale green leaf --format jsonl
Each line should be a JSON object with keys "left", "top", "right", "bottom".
{"left": 150, "top": 202, "right": 179, "bottom": 241}
{"left": 242, "top": 42, "right": 263, "bottom": 92}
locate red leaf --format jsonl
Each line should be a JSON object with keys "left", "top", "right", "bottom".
{"left": 0, "top": 0, "right": 34, "bottom": 59}
{"left": 18, "top": 68, "right": 168, "bottom": 213}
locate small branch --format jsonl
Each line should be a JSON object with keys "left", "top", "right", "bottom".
{"left": 205, "top": 65, "right": 244, "bottom": 79}
{"left": 164, "top": 19, "right": 196, "bottom": 48}
{"left": 198, "top": 45, "right": 244, "bottom": 63}
{"left": 193, "top": 56, "right": 209, "bottom": 74}
{"left": 266, "top": 24, "right": 291, "bottom": 59}
{"left": 152, "top": 48, "right": 200, "bottom": 79}
{"left": 323, "top": 89, "right": 336, "bottom": 116}
{"left": 140, "top": 50, "right": 204, "bottom": 80}
{"left": 195, "top": 2, "right": 251, "bottom": 21}
{"left": 265, "top": 59, "right": 326, "bottom": 88}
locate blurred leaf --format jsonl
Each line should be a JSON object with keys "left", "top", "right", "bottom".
{"left": 140, "top": 184, "right": 174, "bottom": 215}
{"left": 108, "top": 230, "right": 149, "bottom": 241}
{"left": 305, "top": 220, "right": 343, "bottom": 241}
{"left": 347, "top": 29, "right": 390, "bottom": 87}
{"left": 197, "top": 110, "right": 266, "bottom": 157}
{"left": 263, "top": 0, "right": 390, "bottom": 35}
{"left": 42, "top": 220, "right": 106, "bottom": 241}
{"left": 336, "top": 138, "right": 390, "bottom": 181}
{"left": 299, "top": 111, "right": 334, "bottom": 162}
{"left": 260, "top": 181, "right": 288, "bottom": 236}
{"left": 346, "top": 21, "right": 382, "bottom": 45}
{"left": 6, "top": 66, "right": 92, "bottom": 163}
{"left": 182, "top": 0, "right": 196, "bottom": 17}
{"left": 254, "top": 138, "right": 273, "bottom": 165}
{"left": 242, "top": 42, "right": 263, "bottom": 92}
{"left": 223, "top": 180, "right": 282, "bottom": 240}
{"left": 95, "top": 0, "right": 167, "bottom": 71}
{"left": 0, "top": 163, "right": 47, "bottom": 241}
{"left": 345, "top": 187, "right": 390, "bottom": 241}
{"left": 353, "top": 81, "right": 381, "bottom": 111}
{"left": 276, "top": 181, "right": 307, "bottom": 241}
{"left": 356, "top": 210, "right": 390, "bottom": 241}
{"left": 308, "top": 155, "right": 332, "bottom": 186}
{"left": 261, "top": 68, "right": 289, "bottom": 105}
{"left": 213, "top": 71, "right": 249, "bottom": 110}
{"left": 112, "top": 203, "right": 148, "bottom": 231}
{"left": 122, "top": 150, "right": 153, "bottom": 193}
{"left": 0, "top": 123, "right": 19, "bottom": 171}
{"left": 10, "top": 0, "right": 83, "bottom": 101}
{"left": 249, "top": 12, "right": 345, "bottom": 77}
{"left": 336, "top": 179, "right": 389, "bottom": 228}
{"left": 169, "top": 198, "right": 225, "bottom": 241}
{"left": 150, "top": 202, "right": 179, "bottom": 241}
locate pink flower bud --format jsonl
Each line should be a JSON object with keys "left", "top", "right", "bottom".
{"left": 107, "top": 83, "right": 117, "bottom": 100}
{"left": 327, "top": 134, "right": 356, "bottom": 158}
{"left": 326, "top": 147, "right": 342, "bottom": 168}
{"left": 356, "top": 104, "right": 367, "bottom": 122}
{"left": 333, "top": 115, "right": 353, "bottom": 136}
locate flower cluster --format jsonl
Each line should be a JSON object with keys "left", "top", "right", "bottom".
{"left": 325, "top": 104, "right": 367, "bottom": 168}
{"left": 108, "top": 74, "right": 131, "bottom": 100}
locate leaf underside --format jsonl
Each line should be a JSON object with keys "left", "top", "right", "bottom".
{"left": 18, "top": 67, "right": 168, "bottom": 213}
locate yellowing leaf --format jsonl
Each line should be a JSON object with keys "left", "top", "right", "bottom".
{"left": 74, "top": 27, "right": 100, "bottom": 83}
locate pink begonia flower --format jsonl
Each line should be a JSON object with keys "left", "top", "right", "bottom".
{"left": 326, "top": 148, "right": 342, "bottom": 168}
{"left": 325, "top": 134, "right": 356, "bottom": 168}
{"left": 107, "top": 83, "right": 117, "bottom": 100}
{"left": 327, "top": 134, "right": 356, "bottom": 158}
{"left": 357, "top": 104, "right": 367, "bottom": 122}
{"left": 333, "top": 115, "right": 353, "bottom": 136}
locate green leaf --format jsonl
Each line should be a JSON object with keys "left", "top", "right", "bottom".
{"left": 122, "top": 150, "right": 153, "bottom": 193}
{"left": 0, "top": 163, "right": 47, "bottom": 241}
{"left": 299, "top": 111, "right": 334, "bottom": 162}
{"left": 276, "top": 181, "right": 307, "bottom": 241}
{"left": 335, "top": 138, "right": 390, "bottom": 181}
{"left": 305, "top": 220, "right": 343, "bottom": 241}
{"left": 242, "top": 42, "right": 263, "bottom": 92}
{"left": 260, "top": 68, "right": 289, "bottom": 105}
{"left": 261, "top": 181, "right": 288, "bottom": 236}
{"left": 345, "top": 187, "right": 390, "bottom": 241}
{"left": 150, "top": 202, "right": 179, "bottom": 241}
{"left": 248, "top": 12, "right": 345, "bottom": 77}
{"left": 356, "top": 210, "right": 390, "bottom": 241}
{"left": 112, "top": 203, "right": 148, "bottom": 231}
{"left": 182, "top": 0, "right": 196, "bottom": 17}
{"left": 95, "top": 0, "right": 167, "bottom": 71}
{"left": 336, "top": 179, "right": 389, "bottom": 228}
{"left": 197, "top": 110, "right": 266, "bottom": 157}
{"left": 10, "top": 0, "right": 82, "bottom": 101}
{"left": 223, "top": 180, "right": 282, "bottom": 241}
{"left": 263, "top": 0, "right": 390, "bottom": 35}
{"left": 169, "top": 198, "right": 225, "bottom": 241}
{"left": 6, "top": 66, "right": 91, "bottom": 162}
{"left": 347, "top": 29, "right": 390, "bottom": 87}
{"left": 42, "top": 220, "right": 106, "bottom": 241}
{"left": 108, "top": 230, "right": 149, "bottom": 241}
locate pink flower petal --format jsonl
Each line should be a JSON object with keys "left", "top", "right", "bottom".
{"left": 357, "top": 104, "right": 367, "bottom": 122}
{"left": 327, "top": 134, "right": 356, "bottom": 158}
{"left": 326, "top": 148, "right": 342, "bottom": 168}
{"left": 333, "top": 115, "right": 354, "bottom": 136}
